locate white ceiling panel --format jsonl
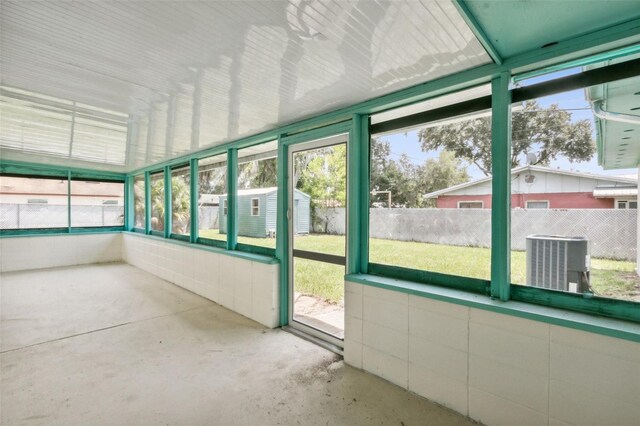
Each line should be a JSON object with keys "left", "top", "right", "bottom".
{"left": 1, "top": 0, "right": 491, "bottom": 172}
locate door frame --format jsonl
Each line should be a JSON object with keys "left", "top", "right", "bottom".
{"left": 278, "top": 121, "right": 352, "bottom": 348}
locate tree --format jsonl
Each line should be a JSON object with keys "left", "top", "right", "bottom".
{"left": 370, "top": 138, "right": 469, "bottom": 208}
{"left": 419, "top": 151, "right": 469, "bottom": 207}
{"left": 238, "top": 157, "right": 277, "bottom": 189}
{"left": 149, "top": 175, "right": 191, "bottom": 233}
{"left": 296, "top": 145, "right": 347, "bottom": 232}
{"left": 418, "top": 100, "right": 594, "bottom": 176}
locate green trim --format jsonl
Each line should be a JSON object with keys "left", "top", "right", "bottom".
{"left": 358, "top": 115, "right": 370, "bottom": 274}
{"left": 226, "top": 148, "right": 238, "bottom": 251}
{"left": 368, "top": 263, "right": 490, "bottom": 295}
{"left": 453, "top": 0, "right": 502, "bottom": 65}
{"left": 0, "top": 160, "right": 126, "bottom": 180}
{"left": 67, "top": 171, "right": 71, "bottom": 232}
{"left": 235, "top": 243, "right": 276, "bottom": 257}
{"left": 124, "top": 176, "right": 134, "bottom": 230}
{"left": 490, "top": 72, "right": 512, "bottom": 301}
{"left": 276, "top": 136, "right": 288, "bottom": 327}
{"left": 132, "top": 228, "right": 145, "bottom": 234}
{"left": 125, "top": 231, "right": 279, "bottom": 265}
{"left": 150, "top": 230, "right": 163, "bottom": 237}
{"left": 189, "top": 159, "right": 198, "bottom": 243}
{"left": 345, "top": 273, "right": 640, "bottom": 343}
{"left": 163, "top": 166, "right": 171, "bottom": 239}
{"left": 170, "top": 233, "right": 190, "bottom": 242}
{"left": 347, "top": 114, "right": 366, "bottom": 275}
{"left": 197, "top": 237, "right": 227, "bottom": 249}
{"left": 513, "top": 43, "right": 640, "bottom": 82}
{"left": 144, "top": 171, "right": 151, "bottom": 235}
{"left": 511, "top": 285, "right": 639, "bottom": 323}
{"left": 0, "top": 227, "right": 124, "bottom": 237}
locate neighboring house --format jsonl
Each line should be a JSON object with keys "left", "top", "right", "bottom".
{"left": 219, "top": 187, "right": 310, "bottom": 238}
{"left": 424, "top": 165, "right": 637, "bottom": 209}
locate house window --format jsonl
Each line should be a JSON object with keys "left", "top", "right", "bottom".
{"left": 223, "top": 199, "right": 228, "bottom": 216}
{"left": 526, "top": 200, "right": 549, "bottom": 209}
{"left": 616, "top": 200, "right": 637, "bottom": 209}
{"left": 458, "top": 201, "right": 483, "bottom": 209}
{"left": 251, "top": 198, "right": 260, "bottom": 216}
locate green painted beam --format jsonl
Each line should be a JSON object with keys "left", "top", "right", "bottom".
{"left": 276, "top": 136, "right": 289, "bottom": 326}
{"left": 1, "top": 159, "right": 126, "bottom": 181}
{"left": 124, "top": 175, "right": 134, "bottom": 231}
{"left": 453, "top": 0, "right": 502, "bottom": 65}
{"left": 513, "top": 43, "right": 640, "bottom": 82}
{"left": 144, "top": 171, "right": 151, "bottom": 235}
{"left": 226, "top": 148, "right": 238, "bottom": 251}
{"left": 490, "top": 72, "right": 512, "bottom": 302}
{"left": 67, "top": 171, "right": 72, "bottom": 232}
{"left": 189, "top": 158, "right": 199, "bottom": 243}
{"left": 163, "top": 166, "right": 171, "bottom": 239}
{"left": 358, "top": 115, "right": 370, "bottom": 274}
{"left": 347, "top": 114, "right": 368, "bottom": 274}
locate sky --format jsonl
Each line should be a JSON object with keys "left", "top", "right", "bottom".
{"left": 377, "top": 67, "right": 637, "bottom": 182}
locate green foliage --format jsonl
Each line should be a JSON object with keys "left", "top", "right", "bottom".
{"left": 149, "top": 173, "right": 191, "bottom": 233}
{"left": 295, "top": 145, "right": 347, "bottom": 232}
{"left": 238, "top": 158, "right": 277, "bottom": 189}
{"left": 418, "top": 100, "right": 595, "bottom": 176}
{"left": 370, "top": 139, "right": 469, "bottom": 208}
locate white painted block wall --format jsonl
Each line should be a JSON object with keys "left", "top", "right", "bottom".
{"left": 122, "top": 233, "right": 279, "bottom": 328}
{"left": 0, "top": 233, "right": 122, "bottom": 272}
{"left": 344, "top": 281, "right": 640, "bottom": 426}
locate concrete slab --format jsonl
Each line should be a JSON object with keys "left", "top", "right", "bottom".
{"left": 1, "top": 263, "right": 478, "bottom": 426}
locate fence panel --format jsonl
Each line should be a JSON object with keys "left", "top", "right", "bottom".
{"left": 315, "top": 208, "right": 636, "bottom": 261}
{"left": 0, "top": 204, "right": 124, "bottom": 229}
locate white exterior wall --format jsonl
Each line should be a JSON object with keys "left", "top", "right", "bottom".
{"left": 0, "top": 233, "right": 122, "bottom": 272}
{"left": 122, "top": 233, "right": 279, "bottom": 328}
{"left": 344, "top": 281, "right": 640, "bottom": 426}
{"left": 448, "top": 170, "right": 626, "bottom": 196}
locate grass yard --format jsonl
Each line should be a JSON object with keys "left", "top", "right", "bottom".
{"left": 199, "top": 230, "right": 639, "bottom": 303}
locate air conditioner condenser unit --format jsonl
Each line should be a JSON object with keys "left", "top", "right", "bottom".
{"left": 526, "top": 235, "right": 590, "bottom": 293}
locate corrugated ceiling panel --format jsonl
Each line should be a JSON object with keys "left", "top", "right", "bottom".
{"left": 1, "top": 1, "right": 491, "bottom": 171}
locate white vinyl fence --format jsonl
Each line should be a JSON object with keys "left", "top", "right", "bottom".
{"left": 0, "top": 204, "right": 124, "bottom": 228}
{"left": 314, "top": 208, "right": 637, "bottom": 261}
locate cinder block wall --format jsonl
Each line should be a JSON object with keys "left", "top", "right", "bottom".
{"left": 343, "top": 282, "right": 640, "bottom": 426}
{"left": 0, "top": 234, "right": 122, "bottom": 272}
{"left": 122, "top": 233, "right": 279, "bottom": 328}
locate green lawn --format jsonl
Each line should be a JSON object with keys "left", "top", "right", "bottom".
{"left": 199, "top": 230, "right": 639, "bottom": 303}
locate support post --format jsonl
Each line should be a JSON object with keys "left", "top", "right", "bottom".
{"left": 67, "top": 171, "right": 72, "bottom": 231}
{"left": 347, "top": 114, "right": 369, "bottom": 275}
{"left": 164, "top": 166, "right": 172, "bottom": 238}
{"left": 491, "top": 71, "right": 512, "bottom": 301}
{"left": 227, "top": 148, "right": 238, "bottom": 250}
{"left": 190, "top": 158, "right": 199, "bottom": 242}
{"left": 124, "top": 176, "right": 134, "bottom": 230}
{"left": 275, "top": 136, "right": 288, "bottom": 326}
{"left": 144, "top": 171, "right": 151, "bottom": 234}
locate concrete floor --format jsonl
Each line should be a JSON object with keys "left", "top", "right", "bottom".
{"left": 1, "top": 263, "right": 478, "bottom": 426}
